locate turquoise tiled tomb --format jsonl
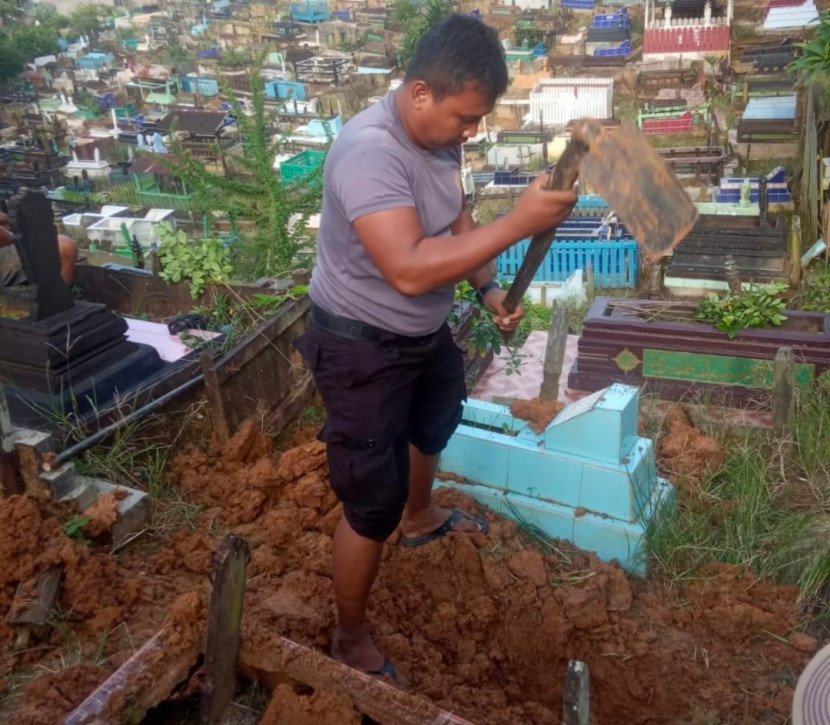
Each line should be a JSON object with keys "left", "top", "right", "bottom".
{"left": 437, "top": 384, "right": 675, "bottom": 576}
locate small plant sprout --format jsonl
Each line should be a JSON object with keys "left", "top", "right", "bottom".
{"left": 63, "top": 515, "right": 91, "bottom": 543}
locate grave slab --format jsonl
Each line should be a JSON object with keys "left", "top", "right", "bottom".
{"left": 438, "top": 384, "right": 674, "bottom": 575}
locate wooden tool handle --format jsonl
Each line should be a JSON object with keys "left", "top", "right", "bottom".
{"left": 502, "top": 134, "right": 588, "bottom": 315}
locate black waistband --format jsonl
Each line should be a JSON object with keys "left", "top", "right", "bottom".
{"left": 310, "top": 302, "right": 437, "bottom": 344}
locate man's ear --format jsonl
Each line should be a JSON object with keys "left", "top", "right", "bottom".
{"left": 410, "top": 80, "right": 431, "bottom": 110}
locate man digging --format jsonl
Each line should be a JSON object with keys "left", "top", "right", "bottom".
{"left": 295, "top": 14, "right": 576, "bottom": 683}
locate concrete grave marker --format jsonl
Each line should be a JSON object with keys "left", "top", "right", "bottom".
{"left": 438, "top": 384, "right": 674, "bottom": 575}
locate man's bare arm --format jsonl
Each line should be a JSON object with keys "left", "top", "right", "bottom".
{"left": 353, "top": 179, "right": 576, "bottom": 296}
{"left": 451, "top": 201, "right": 494, "bottom": 290}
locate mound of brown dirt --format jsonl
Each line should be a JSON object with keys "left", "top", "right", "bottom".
{"left": 658, "top": 405, "right": 726, "bottom": 496}
{"left": 17, "top": 663, "right": 109, "bottom": 725}
{"left": 1, "top": 420, "right": 818, "bottom": 725}
{"left": 510, "top": 398, "right": 566, "bottom": 433}
{"left": 180, "top": 430, "right": 810, "bottom": 725}
{"left": 0, "top": 498, "right": 210, "bottom": 723}
{"left": 81, "top": 491, "right": 123, "bottom": 538}
{"left": 0, "top": 496, "right": 140, "bottom": 623}
{"left": 259, "top": 684, "right": 361, "bottom": 725}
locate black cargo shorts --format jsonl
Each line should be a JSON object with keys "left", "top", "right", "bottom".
{"left": 294, "top": 304, "right": 467, "bottom": 541}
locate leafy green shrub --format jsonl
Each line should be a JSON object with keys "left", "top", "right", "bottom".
{"left": 802, "top": 262, "right": 830, "bottom": 313}
{"left": 694, "top": 285, "right": 787, "bottom": 339}
{"left": 452, "top": 282, "right": 523, "bottom": 375}
{"left": 157, "top": 222, "right": 234, "bottom": 298}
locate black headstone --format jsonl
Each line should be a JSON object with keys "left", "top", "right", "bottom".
{"left": 1, "top": 192, "right": 166, "bottom": 426}
{"left": 6, "top": 188, "right": 75, "bottom": 320}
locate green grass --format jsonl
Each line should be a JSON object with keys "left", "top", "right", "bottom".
{"left": 615, "top": 95, "right": 639, "bottom": 124}
{"left": 182, "top": 286, "right": 308, "bottom": 355}
{"left": 802, "top": 261, "right": 830, "bottom": 313}
{"left": 47, "top": 402, "right": 208, "bottom": 542}
{"left": 791, "top": 388, "right": 830, "bottom": 497}
{"left": 644, "top": 387, "right": 830, "bottom": 606}
{"left": 72, "top": 415, "right": 172, "bottom": 494}
{"left": 646, "top": 436, "right": 812, "bottom": 580}
{"left": 295, "top": 404, "right": 325, "bottom": 428}
{"left": 516, "top": 295, "right": 592, "bottom": 339}
{"left": 471, "top": 199, "right": 509, "bottom": 226}
{"left": 731, "top": 22, "right": 764, "bottom": 43}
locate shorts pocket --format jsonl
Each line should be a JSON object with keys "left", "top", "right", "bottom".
{"left": 323, "top": 420, "right": 406, "bottom": 504}
{"left": 299, "top": 328, "right": 358, "bottom": 389}
{"left": 294, "top": 332, "right": 319, "bottom": 370}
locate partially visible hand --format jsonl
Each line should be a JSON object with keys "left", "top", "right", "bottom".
{"left": 507, "top": 174, "right": 578, "bottom": 240}
{"left": 483, "top": 287, "right": 523, "bottom": 332}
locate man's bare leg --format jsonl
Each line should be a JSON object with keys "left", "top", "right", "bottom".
{"left": 400, "top": 445, "right": 483, "bottom": 537}
{"left": 57, "top": 234, "right": 77, "bottom": 285}
{"left": 330, "top": 516, "right": 385, "bottom": 671}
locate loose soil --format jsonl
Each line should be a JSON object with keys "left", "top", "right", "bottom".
{"left": 657, "top": 405, "right": 726, "bottom": 501}
{"left": 510, "top": 398, "right": 566, "bottom": 433}
{"left": 0, "top": 418, "right": 821, "bottom": 724}
{"left": 259, "top": 684, "right": 361, "bottom": 725}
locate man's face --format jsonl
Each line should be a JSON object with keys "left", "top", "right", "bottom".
{"left": 416, "top": 82, "right": 494, "bottom": 150}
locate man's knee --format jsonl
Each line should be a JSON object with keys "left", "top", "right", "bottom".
{"left": 327, "top": 435, "right": 410, "bottom": 542}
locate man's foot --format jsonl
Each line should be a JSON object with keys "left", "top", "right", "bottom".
{"left": 330, "top": 626, "right": 406, "bottom": 685}
{"left": 331, "top": 624, "right": 384, "bottom": 671}
{"left": 399, "top": 506, "right": 489, "bottom": 547}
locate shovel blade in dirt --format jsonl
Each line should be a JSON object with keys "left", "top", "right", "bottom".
{"left": 576, "top": 120, "right": 699, "bottom": 260}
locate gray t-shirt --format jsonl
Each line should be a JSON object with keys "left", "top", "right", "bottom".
{"left": 309, "top": 91, "right": 463, "bottom": 336}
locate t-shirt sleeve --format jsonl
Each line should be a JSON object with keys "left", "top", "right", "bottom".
{"left": 330, "top": 134, "right": 415, "bottom": 223}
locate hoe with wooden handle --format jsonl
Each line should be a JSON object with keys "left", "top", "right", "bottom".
{"left": 501, "top": 118, "right": 699, "bottom": 317}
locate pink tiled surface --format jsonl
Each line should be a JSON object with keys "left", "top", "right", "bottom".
{"left": 472, "top": 331, "right": 774, "bottom": 430}
{"left": 125, "top": 318, "right": 219, "bottom": 363}
{"left": 472, "top": 331, "right": 585, "bottom": 405}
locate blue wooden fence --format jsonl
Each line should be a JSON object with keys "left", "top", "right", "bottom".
{"left": 265, "top": 80, "right": 307, "bottom": 100}
{"left": 76, "top": 52, "right": 114, "bottom": 70}
{"left": 289, "top": 1, "right": 329, "bottom": 22}
{"left": 591, "top": 11, "right": 630, "bottom": 28}
{"left": 594, "top": 39, "right": 631, "bottom": 57}
{"left": 716, "top": 187, "right": 791, "bottom": 203}
{"left": 573, "top": 194, "right": 610, "bottom": 215}
{"left": 562, "top": 0, "right": 596, "bottom": 9}
{"left": 180, "top": 76, "right": 220, "bottom": 96}
{"left": 498, "top": 239, "right": 639, "bottom": 287}
{"left": 496, "top": 239, "right": 640, "bottom": 287}
{"left": 716, "top": 167, "right": 791, "bottom": 204}
{"left": 493, "top": 168, "right": 536, "bottom": 186}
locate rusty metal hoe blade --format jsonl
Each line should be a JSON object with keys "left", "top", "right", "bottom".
{"left": 572, "top": 119, "right": 699, "bottom": 259}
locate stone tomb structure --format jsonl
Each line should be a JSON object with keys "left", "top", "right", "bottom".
{"left": 666, "top": 179, "right": 790, "bottom": 286}
{"left": 568, "top": 297, "right": 830, "bottom": 405}
{"left": 1, "top": 189, "right": 164, "bottom": 427}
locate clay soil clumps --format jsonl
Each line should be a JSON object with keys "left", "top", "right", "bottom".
{"left": 259, "top": 684, "right": 361, "bottom": 725}
{"left": 0, "top": 420, "right": 819, "bottom": 725}
{"left": 510, "top": 398, "right": 566, "bottom": 433}
{"left": 658, "top": 405, "right": 726, "bottom": 498}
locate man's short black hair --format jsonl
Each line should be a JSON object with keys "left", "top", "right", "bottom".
{"left": 404, "top": 14, "right": 508, "bottom": 104}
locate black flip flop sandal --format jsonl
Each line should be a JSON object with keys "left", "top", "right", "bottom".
{"left": 400, "top": 508, "right": 489, "bottom": 547}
